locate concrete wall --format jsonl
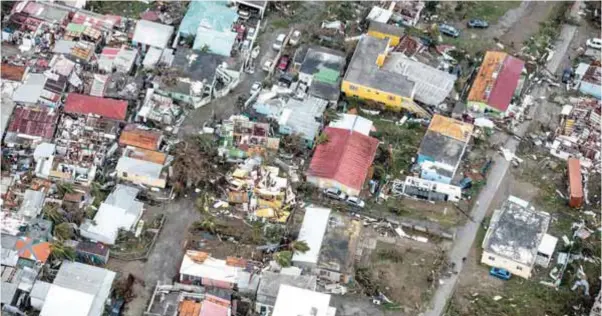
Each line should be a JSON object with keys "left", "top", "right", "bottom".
{"left": 341, "top": 80, "right": 429, "bottom": 116}
{"left": 118, "top": 172, "right": 167, "bottom": 189}
{"left": 480, "top": 250, "right": 532, "bottom": 279}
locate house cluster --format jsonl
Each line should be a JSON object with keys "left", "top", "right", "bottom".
{"left": 0, "top": 0, "right": 266, "bottom": 315}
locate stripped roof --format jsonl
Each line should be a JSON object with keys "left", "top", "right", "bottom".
{"left": 124, "top": 147, "right": 167, "bottom": 164}
{"left": 427, "top": 114, "right": 473, "bottom": 142}
{"left": 64, "top": 93, "right": 128, "bottom": 120}
{"left": 119, "top": 124, "right": 163, "bottom": 150}
{"left": 307, "top": 127, "right": 379, "bottom": 192}
{"left": 468, "top": 51, "right": 525, "bottom": 111}
{"left": 1, "top": 63, "right": 26, "bottom": 82}
{"left": 15, "top": 237, "right": 51, "bottom": 263}
{"left": 179, "top": 300, "right": 202, "bottom": 316}
{"left": 582, "top": 60, "right": 601, "bottom": 85}
{"left": 7, "top": 106, "right": 58, "bottom": 140}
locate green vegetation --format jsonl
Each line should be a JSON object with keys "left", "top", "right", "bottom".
{"left": 86, "top": 1, "right": 151, "bottom": 19}
{"left": 270, "top": 18, "right": 291, "bottom": 29}
{"left": 273, "top": 251, "right": 293, "bottom": 267}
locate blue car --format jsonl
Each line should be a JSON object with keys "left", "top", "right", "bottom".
{"left": 467, "top": 19, "right": 489, "bottom": 28}
{"left": 489, "top": 267, "right": 511, "bottom": 280}
{"left": 439, "top": 24, "right": 460, "bottom": 38}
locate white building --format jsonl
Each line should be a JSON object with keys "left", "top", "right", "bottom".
{"left": 292, "top": 207, "right": 331, "bottom": 269}
{"left": 401, "top": 176, "right": 462, "bottom": 203}
{"left": 328, "top": 114, "right": 373, "bottom": 136}
{"left": 38, "top": 261, "right": 116, "bottom": 316}
{"left": 272, "top": 285, "right": 336, "bottom": 316}
{"left": 80, "top": 185, "right": 144, "bottom": 245}
{"left": 481, "top": 196, "right": 552, "bottom": 279}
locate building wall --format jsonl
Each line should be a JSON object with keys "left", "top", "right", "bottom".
{"left": 299, "top": 72, "right": 313, "bottom": 86}
{"left": 480, "top": 250, "right": 532, "bottom": 279}
{"left": 366, "top": 30, "right": 402, "bottom": 46}
{"left": 117, "top": 172, "right": 167, "bottom": 189}
{"left": 341, "top": 80, "right": 428, "bottom": 116}
{"left": 255, "top": 302, "right": 273, "bottom": 315}
{"left": 420, "top": 168, "right": 452, "bottom": 185}
{"left": 306, "top": 175, "right": 360, "bottom": 196}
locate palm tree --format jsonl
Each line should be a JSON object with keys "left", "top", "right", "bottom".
{"left": 43, "top": 204, "right": 64, "bottom": 225}
{"left": 193, "top": 217, "right": 218, "bottom": 234}
{"left": 50, "top": 242, "right": 76, "bottom": 262}
{"left": 273, "top": 251, "right": 293, "bottom": 267}
{"left": 56, "top": 182, "right": 75, "bottom": 198}
{"left": 315, "top": 132, "right": 329, "bottom": 145}
{"left": 53, "top": 222, "right": 73, "bottom": 241}
{"left": 289, "top": 240, "right": 310, "bottom": 254}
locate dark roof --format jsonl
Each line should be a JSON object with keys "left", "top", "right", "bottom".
{"left": 344, "top": 36, "right": 414, "bottom": 96}
{"left": 417, "top": 130, "right": 466, "bottom": 177}
{"left": 1, "top": 63, "right": 26, "bottom": 81}
{"left": 64, "top": 93, "right": 128, "bottom": 120}
{"left": 172, "top": 49, "right": 228, "bottom": 82}
{"left": 308, "top": 80, "right": 341, "bottom": 101}
{"left": 299, "top": 46, "right": 346, "bottom": 76}
{"left": 7, "top": 106, "right": 58, "bottom": 140}
{"left": 76, "top": 241, "right": 110, "bottom": 257}
{"left": 307, "top": 127, "right": 379, "bottom": 192}
{"left": 293, "top": 46, "right": 309, "bottom": 64}
{"left": 43, "top": 76, "right": 67, "bottom": 94}
{"left": 368, "top": 21, "right": 406, "bottom": 38}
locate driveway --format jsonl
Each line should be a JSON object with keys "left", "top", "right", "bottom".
{"left": 422, "top": 15, "right": 582, "bottom": 316}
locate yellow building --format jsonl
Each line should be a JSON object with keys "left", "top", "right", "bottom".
{"left": 367, "top": 21, "right": 405, "bottom": 46}
{"left": 341, "top": 35, "right": 430, "bottom": 117}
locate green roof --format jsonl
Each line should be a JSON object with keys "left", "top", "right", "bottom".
{"left": 66, "top": 23, "right": 87, "bottom": 33}
{"left": 313, "top": 68, "right": 340, "bottom": 85}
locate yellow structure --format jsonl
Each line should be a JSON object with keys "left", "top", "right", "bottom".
{"left": 341, "top": 35, "right": 429, "bottom": 117}
{"left": 367, "top": 21, "right": 405, "bottom": 46}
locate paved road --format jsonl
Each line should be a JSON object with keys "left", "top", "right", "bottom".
{"left": 423, "top": 17, "right": 581, "bottom": 316}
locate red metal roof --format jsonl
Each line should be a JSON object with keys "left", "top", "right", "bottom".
{"left": 568, "top": 158, "right": 583, "bottom": 199}
{"left": 64, "top": 93, "right": 128, "bottom": 120}
{"left": 1, "top": 63, "right": 26, "bottom": 81}
{"left": 307, "top": 127, "right": 379, "bottom": 192}
{"left": 7, "top": 106, "right": 58, "bottom": 140}
{"left": 71, "top": 12, "right": 121, "bottom": 30}
{"left": 487, "top": 55, "right": 525, "bottom": 112}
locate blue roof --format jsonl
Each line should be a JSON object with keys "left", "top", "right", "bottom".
{"left": 193, "top": 28, "right": 237, "bottom": 57}
{"left": 178, "top": 0, "right": 239, "bottom": 37}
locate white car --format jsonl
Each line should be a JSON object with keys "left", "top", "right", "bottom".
{"left": 262, "top": 59, "right": 273, "bottom": 72}
{"left": 346, "top": 196, "right": 365, "bottom": 208}
{"left": 289, "top": 30, "right": 301, "bottom": 46}
{"left": 586, "top": 38, "right": 601, "bottom": 50}
{"left": 272, "top": 33, "right": 286, "bottom": 51}
{"left": 324, "top": 188, "right": 347, "bottom": 200}
{"left": 250, "top": 82, "right": 262, "bottom": 95}
{"left": 247, "top": 27, "right": 256, "bottom": 39}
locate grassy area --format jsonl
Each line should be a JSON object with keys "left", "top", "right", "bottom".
{"left": 462, "top": 2, "right": 521, "bottom": 22}
{"left": 270, "top": 18, "right": 291, "bottom": 29}
{"left": 86, "top": 1, "right": 151, "bottom": 19}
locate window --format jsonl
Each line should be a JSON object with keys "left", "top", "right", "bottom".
{"left": 375, "top": 91, "right": 380, "bottom": 95}
{"left": 488, "top": 256, "right": 495, "bottom": 261}
{"left": 388, "top": 95, "right": 396, "bottom": 101}
{"left": 349, "top": 84, "right": 358, "bottom": 91}
{"left": 122, "top": 172, "right": 128, "bottom": 177}
{"left": 516, "top": 266, "right": 523, "bottom": 271}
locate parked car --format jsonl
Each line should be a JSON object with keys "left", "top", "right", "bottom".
{"left": 110, "top": 298, "right": 125, "bottom": 316}
{"left": 250, "top": 82, "right": 262, "bottom": 95}
{"left": 324, "top": 188, "right": 347, "bottom": 200}
{"left": 586, "top": 38, "right": 602, "bottom": 50}
{"left": 289, "top": 30, "right": 301, "bottom": 46}
{"left": 277, "top": 55, "right": 290, "bottom": 71}
{"left": 262, "top": 59, "right": 273, "bottom": 72}
{"left": 346, "top": 196, "right": 365, "bottom": 208}
{"left": 561, "top": 68, "right": 573, "bottom": 84}
{"left": 247, "top": 27, "right": 256, "bottom": 39}
{"left": 273, "top": 33, "right": 286, "bottom": 51}
{"left": 439, "top": 24, "right": 460, "bottom": 38}
{"left": 489, "top": 267, "right": 512, "bottom": 280}
{"left": 467, "top": 19, "right": 489, "bottom": 28}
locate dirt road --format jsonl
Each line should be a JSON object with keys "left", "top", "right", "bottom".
{"left": 422, "top": 7, "right": 582, "bottom": 316}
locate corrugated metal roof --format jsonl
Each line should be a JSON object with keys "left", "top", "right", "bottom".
{"left": 7, "top": 106, "right": 58, "bottom": 140}
{"left": 13, "top": 73, "right": 46, "bottom": 103}
{"left": 193, "top": 27, "right": 237, "bottom": 57}
{"left": 568, "top": 158, "right": 583, "bottom": 198}
{"left": 488, "top": 55, "right": 524, "bottom": 111}
{"left": 307, "top": 127, "right": 379, "bottom": 192}
{"left": 1, "top": 63, "right": 26, "bottom": 82}
{"left": 119, "top": 124, "right": 162, "bottom": 150}
{"left": 64, "top": 93, "right": 128, "bottom": 120}
{"left": 116, "top": 156, "right": 163, "bottom": 179}
{"left": 179, "top": 0, "right": 239, "bottom": 36}
{"left": 427, "top": 114, "right": 473, "bottom": 142}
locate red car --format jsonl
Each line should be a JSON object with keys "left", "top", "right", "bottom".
{"left": 277, "top": 55, "right": 290, "bottom": 71}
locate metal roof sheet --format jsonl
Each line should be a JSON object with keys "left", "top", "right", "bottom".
{"left": 64, "top": 93, "right": 128, "bottom": 120}
{"left": 427, "top": 114, "right": 474, "bottom": 142}
{"left": 133, "top": 20, "right": 174, "bottom": 48}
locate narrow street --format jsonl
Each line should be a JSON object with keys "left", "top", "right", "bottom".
{"left": 423, "top": 9, "right": 582, "bottom": 316}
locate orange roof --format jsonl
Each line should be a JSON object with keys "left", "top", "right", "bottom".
{"left": 125, "top": 147, "right": 167, "bottom": 164}
{"left": 427, "top": 114, "right": 474, "bottom": 142}
{"left": 467, "top": 51, "right": 507, "bottom": 103}
{"left": 568, "top": 158, "right": 583, "bottom": 198}
{"left": 179, "top": 300, "right": 202, "bottom": 316}
{"left": 225, "top": 256, "right": 247, "bottom": 268}
{"left": 119, "top": 124, "right": 163, "bottom": 150}
{"left": 1, "top": 63, "right": 26, "bottom": 81}
{"left": 186, "top": 250, "right": 209, "bottom": 263}
{"left": 15, "top": 237, "right": 51, "bottom": 263}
